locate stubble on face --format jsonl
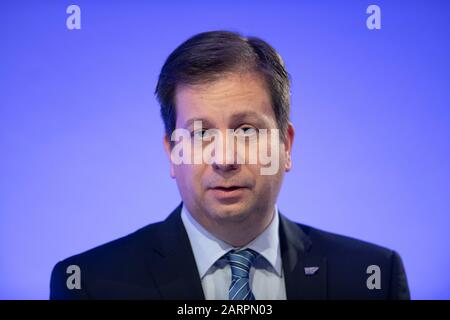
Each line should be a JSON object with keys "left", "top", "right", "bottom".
{"left": 165, "top": 72, "right": 293, "bottom": 246}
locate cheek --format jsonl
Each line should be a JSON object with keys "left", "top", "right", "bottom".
{"left": 254, "top": 165, "right": 285, "bottom": 194}
{"left": 174, "top": 164, "right": 204, "bottom": 190}
{"left": 258, "top": 174, "right": 277, "bottom": 190}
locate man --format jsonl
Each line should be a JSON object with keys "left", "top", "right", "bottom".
{"left": 50, "top": 31, "right": 410, "bottom": 300}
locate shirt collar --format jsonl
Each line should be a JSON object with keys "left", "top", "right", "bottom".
{"left": 181, "top": 204, "right": 282, "bottom": 279}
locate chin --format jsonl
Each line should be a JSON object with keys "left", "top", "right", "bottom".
{"left": 208, "top": 202, "right": 253, "bottom": 223}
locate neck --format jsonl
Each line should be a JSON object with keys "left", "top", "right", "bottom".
{"left": 190, "top": 206, "right": 275, "bottom": 247}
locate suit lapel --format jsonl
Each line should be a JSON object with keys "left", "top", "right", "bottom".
{"left": 279, "top": 213, "right": 328, "bottom": 299}
{"left": 145, "top": 203, "right": 205, "bottom": 299}
{"left": 144, "top": 204, "right": 327, "bottom": 300}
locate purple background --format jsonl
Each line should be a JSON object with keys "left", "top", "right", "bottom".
{"left": 1, "top": 0, "right": 449, "bottom": 299}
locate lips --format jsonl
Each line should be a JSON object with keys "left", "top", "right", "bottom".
{"left": 211, "top": 186, "right": 245, "bottom": 191}
{"left": 208, "top": 185, "right": 249, "bottom": 201}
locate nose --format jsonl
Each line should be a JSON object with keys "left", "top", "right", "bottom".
{"left": 208, "top": 128, "right": 240, "bottom": 172}
{"left": 212, "top": 161, "right": 239, "bottom": 172}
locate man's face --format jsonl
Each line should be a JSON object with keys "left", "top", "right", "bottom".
{"left": 164, "top": 72, "right": 294, "bottom": 229}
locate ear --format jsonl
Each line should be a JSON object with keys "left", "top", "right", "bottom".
{"left": 163, "top": 135, "right": 176, "bottom": 178}
{"left": 284, "top": 122, "right": 295, "bottom": 172}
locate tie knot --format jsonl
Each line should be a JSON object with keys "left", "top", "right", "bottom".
{"left": 226, "top": 249, "right": 259, "bottom": 279}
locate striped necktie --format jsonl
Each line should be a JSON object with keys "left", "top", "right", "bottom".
{"left": 226, "top": 248, "right": 259, "bottom": 300}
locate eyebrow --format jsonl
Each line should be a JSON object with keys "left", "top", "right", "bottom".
{"left": 229, "top": 111, "right": 268, "bottom": 124}
{"left": 183, "top": 118, "right": 215, "bottom": 129}
{"left": 183, "top": 111, "right": 269, "bottom": 129}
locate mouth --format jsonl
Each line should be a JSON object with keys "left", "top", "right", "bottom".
{"left": 211, "top": 186, "right": 246, "bottom": 191}
{"left": 208, "top": 185, "right": 249, "bottom": 201}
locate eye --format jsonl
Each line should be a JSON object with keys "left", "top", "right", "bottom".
{"left": 235, "top": 126, "right": 257, "bottom": 136}
{"left": 192, "top": 129, "right": 212, "bottom": 140}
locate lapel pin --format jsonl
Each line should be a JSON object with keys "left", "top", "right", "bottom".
{"left": 304, "top": 266, "right": 320, "bottom": 275}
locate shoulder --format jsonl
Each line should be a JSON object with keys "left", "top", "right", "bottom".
{"left": 55, "top": 220, "right": 165, "bottom": 268}
{"left": 299, "top": 222, "right": 395, "bottom": 259}
{"left": 289, "top": 220, "right": 409, "bottom": 299}
{"left": 50, "top": 203, "right": 188, "bottom": 299}
{"left": 278, "top": 211, "right": 396, "bottom": 261}
{"left": 50, "top": 220, "right": 167, "bottom": 299}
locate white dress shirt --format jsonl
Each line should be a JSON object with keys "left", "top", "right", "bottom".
{"left": 181, "top": 204, "right": 287, "bottom": 300}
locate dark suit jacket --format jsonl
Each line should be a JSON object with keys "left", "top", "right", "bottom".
{"left": 50, "top": 203, "right": 410, "bottom": 299}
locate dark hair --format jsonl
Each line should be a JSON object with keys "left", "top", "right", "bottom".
{"left": 155, "top": 30, "right": 291, "bottom": 143}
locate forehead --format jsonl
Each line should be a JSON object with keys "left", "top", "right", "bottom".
{"left": 174, "top": 73, "right": 274, "bottom": 126}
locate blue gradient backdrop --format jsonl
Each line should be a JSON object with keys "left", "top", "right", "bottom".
{"left": 1, "top": 0, "right": 449, "bottom": 299}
